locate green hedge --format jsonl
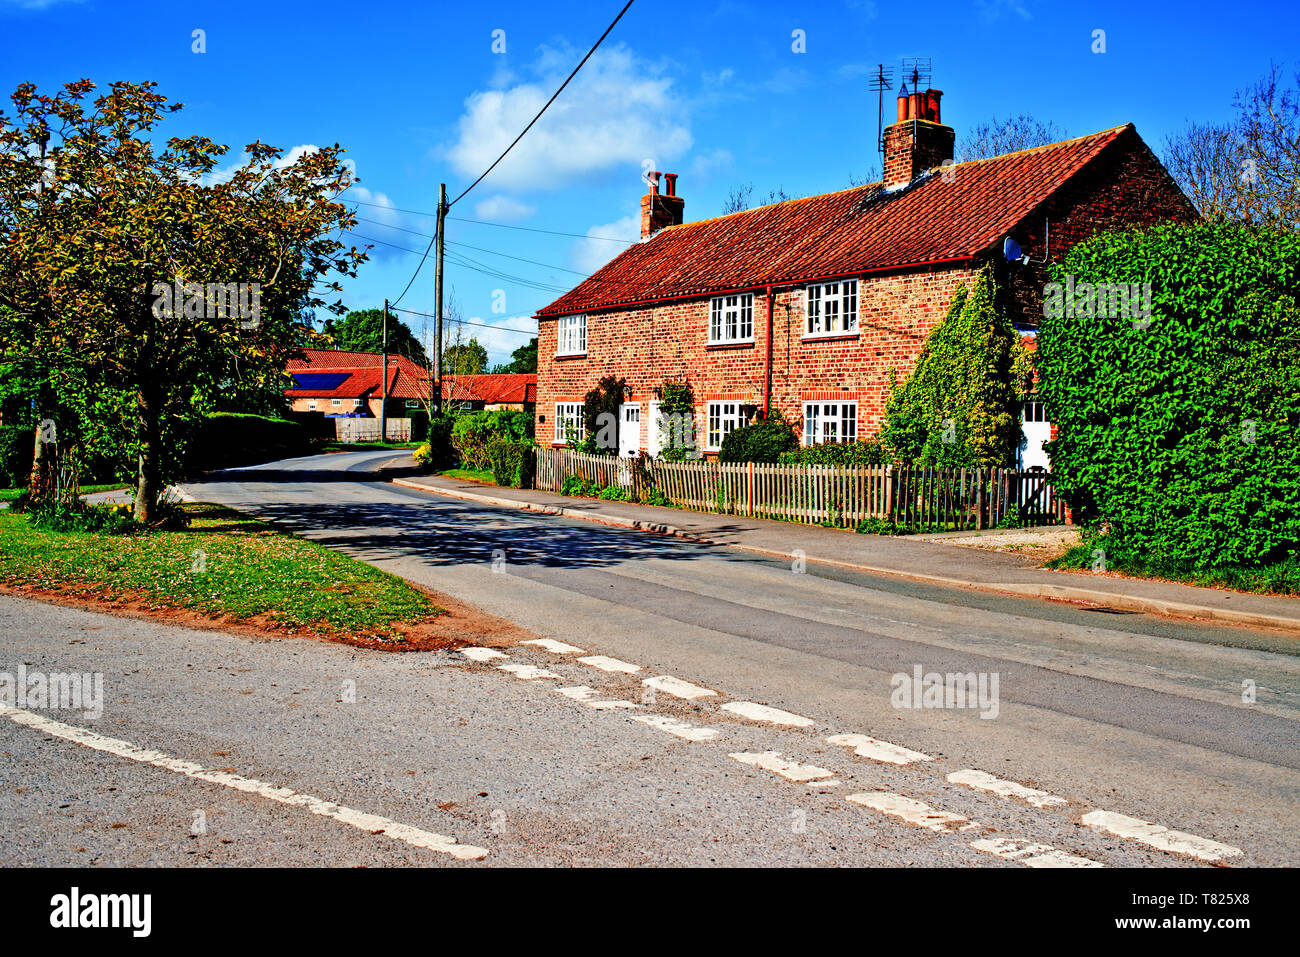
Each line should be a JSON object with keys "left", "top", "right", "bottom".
{"left": 450, "top": 410, "right": 534, "bottom": 470}
{"left": 187, "top": 413, "right": 313, "bottom": 472}
{"left": 719, "top": 410, "right": 797, "bottom": 463}
{"left": 779, "top": 440, "right": 886, "bottom": 466}
{"left": 488, "top": 440, "right": 535, "bottom": 488}
{"left": 1037, "top": 222, "right": 1300, "bottom": 568}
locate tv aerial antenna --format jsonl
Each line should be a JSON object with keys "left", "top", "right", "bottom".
{"left": 900, "top": 56, "right": 932, "bottom": 95}
{"left": 869, "top": 64, "right": 894, "bottom": 158}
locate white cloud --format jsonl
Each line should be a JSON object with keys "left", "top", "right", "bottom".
{"left": 446, "top": 44, "right": 692, "bottom": 192}
{"left": 572, "top": 214, "right": 639, "bottom": 275}
{"left": 976, "top": 0, "right": 1032, "bottom": 21}
{"left": 473, "top": 194, "right": 537, "bottom": 222}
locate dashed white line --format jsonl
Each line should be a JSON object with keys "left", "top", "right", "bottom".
{"left": 642, "top": 675, "right": 716, "bottom": 700}
{"left": 730, "top": 751, "right": 840, "bottom": 785}
{"left": 555, "top": 686, "right": 639, "bottom": 710}
{"left": 971, "top": 837, "right": 1103, "bottom": 868}
{"left": 459, "top": 647, "right": 507, "bottom": 662}
{"left": 0, "top": 705, "right": 487, "bottom": 861}
{"left": 827, "top": 733, "right": 933, "bottom": 766}
{"left": 522, "top": 639, "right": 585, "bottom": 655}
{"left": 630, "top": 714, "right": 719, "bottom": 742}
{"left": 947, "top": 769, "right": 1069, "bottom": 808}
{"left": 1081, "top": 810, "right": 1243, "bottom": 862}
{"left": 498, "top": 663, "right": 562, "bottom": 681}
{"left": 847, "top": 792, "right": 971, "bottom": 832}
{"left": 721, "top": 702, "right": 815, "bottom": 727}
{"left": 577, "top": 655, "right": 642, "bottom": 674}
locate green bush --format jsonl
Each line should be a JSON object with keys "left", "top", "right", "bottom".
{"left": 413, "top": 414, "right": 456, "bottom": 471}
{"left": 719, "top": 409, "right": 797, "bottom": 463}
{"left": 656, "top": 380, "right": 697, "bottom": 461}
{"left": 488, "top": 439, "right": 536, "bottom": 488}
{"left": 580, "top": 376, "right": 626, "bottom": 455}
{"left": 14, "top": 492, "right": 189, "bottom": 534}
{"left": 1037, "top": 222, "right": 1300, "bottom": 569}
{"left": 779, "top": 439, "right": 886, "bottom": 466}
{"left": 187, "top": 413, "right": 311, "bottom": 472}
{"left": 561, "top": 474, "right": 594, "bottom": 497}
{"left": 450, "top": 410, "right": 533, "bottom": 470}
{"left": 855, "top": 517, "right": 906, "bottom": 535}
{"left": 882, "top": 264, "right": 1033, "bottom": 467}
{"left": 597, "top": 485, "right": 629, "bottom": 501}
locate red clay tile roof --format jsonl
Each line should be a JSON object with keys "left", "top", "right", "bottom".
{"left": 443, "top": 373, "right": 537, "bottom": 405}
{"left": 285, "top": 349, "right": 431, "bottom": 399}
{"left": 536, "top": 125, "right": 1135, "bottom": 317}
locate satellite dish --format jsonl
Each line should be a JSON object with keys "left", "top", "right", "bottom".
{"left": 1003, "top": 238, "right": 1023, "bottom": 262}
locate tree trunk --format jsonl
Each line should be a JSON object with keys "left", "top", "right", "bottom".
{"left": 27, "top": 389, "right": 52, "bottom": 498}
{"left": 134, "top": 392, "right": 161, "bottom": 524}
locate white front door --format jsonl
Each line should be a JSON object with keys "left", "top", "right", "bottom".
{"left": 1018, "top": 400, "right": 1052, "bottom": 470}
{"left": 619, "top": 403, "right": 641, "bottom": 458}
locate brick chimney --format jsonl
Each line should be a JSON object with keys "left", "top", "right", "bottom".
{"left": 883, "top": 85, "right": 954, "bottom": 190}
{"left": 641, "top": 171, "right": 684, "bottom": 239}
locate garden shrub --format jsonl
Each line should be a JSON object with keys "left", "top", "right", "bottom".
{"left": 656, "top": 380, "right": 697, "bottom": 461}
{"left": 488, "top": 439, "right": 536, "bottom": 488}
{"left": 450, "top": 410, "right": 533, "bottom": 470}
{"left": 719, "top": 409, "right": 797, "bottom": 463}
{"left": 1036, "top": 222, "right": 1300, "bottom": 569}
{"left": 580, "top": 376, "right": 626, "bottom": 454}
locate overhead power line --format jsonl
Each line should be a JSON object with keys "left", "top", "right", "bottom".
{"left": 387, "top": 305, "right": 538, "bottom": 337}
{"left": 447, "top": 0, "right": 637, "bottom": 208}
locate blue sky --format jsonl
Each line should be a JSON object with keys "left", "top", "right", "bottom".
{"left": 1, "top": 0, "right": 1293, "bottom": 364}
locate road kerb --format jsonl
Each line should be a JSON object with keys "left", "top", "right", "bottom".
{"left": 389, "top": 478, "right": 1300, "bottom": 635}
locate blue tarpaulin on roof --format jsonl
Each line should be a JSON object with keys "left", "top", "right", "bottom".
{"left": 291, "top": 372, "right": 352, "bottom": 390}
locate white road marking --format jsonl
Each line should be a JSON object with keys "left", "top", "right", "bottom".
{"left": 847, "top": 792, "right": 970, "bottom": 832}
{"left": 971, "top": 837, "right": 1104, "bottom": 868}
{"left": 827, "top": 733, "right": 932, "bottom": 766}
{"left": 630, "top": 714, "right": 719, "bottom": 742}
{"left": 522, "top": 639, "right": 585, "bottom": 655}
{"left": 721, "top": 702, "right": 815, "bottom": 727}
{"left": 729, "top": 751, "right": 839, "bottom": 785}
{"left": 1081, "top": 810, "right": 1243, "bottom": 862}
{"left": 577, "top": 655, "right": 642, "bottom": 674}
{"left": 555, "top": 686, "right": 639, "bottom": 710}
{"left": 947, "top": 769, "right": 1069, "bottom": 808}
{"left": 498, "top": 663, "right": 562, "bottom": 681}
{"left": 0, "top": 705, "right": 486, "bottom": 861}
{"left": 642, "top": 675, "right": 716, "bottom": 700}
{"left": 459, "top": 647, "right": 507, "bottom": 662}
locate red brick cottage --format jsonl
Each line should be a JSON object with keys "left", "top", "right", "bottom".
{"left": 534, "top": 88, "right": 1196, "bottom": 460}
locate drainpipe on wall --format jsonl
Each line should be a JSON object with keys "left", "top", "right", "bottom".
{"left": 764, "top": 284, "right": 774, "bottom": 418}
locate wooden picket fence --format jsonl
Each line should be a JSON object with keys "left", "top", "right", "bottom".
{"left": 534, "top": 447, "right": 1067, "bottom": 530}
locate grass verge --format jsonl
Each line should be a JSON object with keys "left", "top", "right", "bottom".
{"left": 1048, "top": 537, "right": 1300, "bottom": 596}
{"left": 0, "top": 483, "right": 128, "bottom": 504}
{"left": 438, "top": 467, "right": 495, "bottom": 484}
{"left": 0, "top": 502, "right": 451, "bottom": 649}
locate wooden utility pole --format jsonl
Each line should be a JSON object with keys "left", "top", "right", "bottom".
{"left": 380, "top": 298, "right": 389, "bottom": 442}
{"left": 433, "top": 183, "right": 447, "bottom": 416}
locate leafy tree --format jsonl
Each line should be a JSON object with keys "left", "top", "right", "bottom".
{"left": 883, "top": 265, "right": 1033, "bottom": 467}
{"left": 490, "top": 336, "right": 537, "bottom": 374}
{"left": 322, "top": 308, "right": 428, "bottom": 365}
{"left": 719, "top": 409, "right": 797, "bottom": 463}
{"left": 581, "top": 375, "right": 625, "bottom": 454}
{"left": 957, "top": 114, "right": 1068, "bottom": 162}
{"left": 0, "top": 80, "right": 363, "bottom": 521}
{"left": 443, "top": 337, "right": 488, "bottom": 377}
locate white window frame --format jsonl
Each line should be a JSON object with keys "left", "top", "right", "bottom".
{"left": 556, "top": 314, "right": 587, "bottom": 357}
{"left": 307, "top": 400, "right": 317, "bottom": 411}
{"left": 706, "top": 401, "right": 748, "bottom": 451}
{"left": 708, "top": 293, "right": 754, "bottom": 344}
{"left": 805, "top": 279, "right": 859, "bottom": 338}
{"left": 554, "top": 402, "right": 585, "bottom": 445}
{"left": 802, "top": 401, "right": 858, "bottom": 446}
{"left": 353, "top": 398, "right": 365, "bottom": 408}
{"left": 405, "top": 399, "right": 420, "bottom": 409}
{"left": 331, "top": 398, "right": 342, "bottom": 407}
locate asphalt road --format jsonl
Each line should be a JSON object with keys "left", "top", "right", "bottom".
{"left": 2, "top": 449, "right": 1297, "bottom": 867}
